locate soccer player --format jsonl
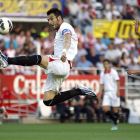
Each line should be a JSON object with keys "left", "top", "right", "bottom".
{"left": 126, "top": 19, "right": 140, "bottom": 75}
{"left": 0, "top": 8, "right": 96, "bottom": 107}
{"left": 98, "top": 59, "right": 120, "bottom": 130}
{"left": 0, "top": 106, "right": 8, "bottom": 118}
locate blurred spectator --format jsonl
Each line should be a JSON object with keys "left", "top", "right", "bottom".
{"left": 26, "top": 30, "right": 34, "bottom": 43}
{"left": 118, "top": 0, "right": 127, "bottom": 13}
{"left": 129, "top": 52, "right": 139, "bottom": 65}
{"left": 69, "top": 95, "right": 93, "bottom": 123}
{"left": 25, "top": 42, "right": 36, "bottom": 55}
{"left": 86, "top": 47, "right": 99, "bottom": 66}
{"left": 74, "top": 27, "right": 84, "bottom": 43}
{"left": 116, "top": 42, "right": 129, "bottom": 58}
{"left": 3, "top": 34, "right": 10, "bottom": 43}
{"left": 129, "top": 53, "right": 139, "bottom": 82}
{"left": 13, "top": 25, "right": 22, "bottom": 35}
{"left": 78, "top": 6, "right": 92, "bottom": 34}
{"left": 41, "top": 47, "right": 47, "bottom": 55}
{"left": 5, "top": 42, "right": 16, "bottom": 57}
{"left": 126, "top": 4, "right": 134, "bottom": 15}
{"left": 133, "top": 8, "right": 140, "bottom": 20}
{"left": 5, "top": 34, "right": 18, "bottom": 49}
{"left": 129, "top": 44, "right": 139, "bottom": 58}
{"left": 119, "top": 52, "right": 131, "bottom": 69}
{"left": 14, "top": 65, "right": 24, "bottom": 75}
{"left": 77, "top": 55, "right": 94, "bottom": 75}
{"left": 105, "top": 1, "right": 117, "bottom": 11}
{"left": 56, "top": 102, "right": 73, "bottom": 123}
{"left": 67, "top": 0, "right": 79, "bottom": 27}
{"left": 40, "top": 36, "right": 45, "bottom": 48}
{"left": 97, "top": 9, "right": 106, "bottom": 19}
{"left": 40, "top": 26, "right": 49, "bottom": 38}
{"left": 124, "top": 39, "right": 135, "bottom": 52}
{"left": 121, "top": 7, "right": 133, "bottom": 20}
{"left": 70, "top": 58, "right": 79, "bottom": 75}
{"left": 119, "top": 96, "right": 130, "bottom": 123}
{"left": 24, "top": 36, "right": 32, "bottom": 45}
{"left": 84, "top": 95, "right": 101, "bottom": 123}
{"left": 101, "top": 32, "right": 110, "bottom": 46}
{"left": 96, "top": 55, "right": 104, "bottom": 74}
{"left": 16, "top": 30, "right": 26, "bottom": 47}
{"left": 105, "top": 6, "right": 120, "bottom": 20}
{"left": 23, "top": 65, "right": 36, "bottom": 75}
{"left": 30, "top": 26, "right": 38, "bottom": 39}
{"left": 114, "top": 32, "right": 123, "bottom": 45}
{"left": 85, "top": 32, "right": 96, "bottom": 49}
{"left": 44, "top": 34, "right": 54, "bottom": 54}
{"left": 33, "top": 35, "right": 41, "bottom": 48}
{"left": 88, "top": 6, "right": 96, "bottom": 20}
{"left": 104, "top": 43, "right": 120, "bottom": 65}
{"left": 75, "top": 42, "right": 88, "bottom": 62}
{"left": 95, "top": 38, "right": 108, "bottom": 55}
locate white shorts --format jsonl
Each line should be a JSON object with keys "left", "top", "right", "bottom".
{"left": 44, "top": 55, "right": 71, "bottom": 93}
{"left": 102, "top": 91, "right": 120, "bottom": 107}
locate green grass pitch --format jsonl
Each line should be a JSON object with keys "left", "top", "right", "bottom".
{"left": 0, "top": 123, "right": 140, "bottom": 140}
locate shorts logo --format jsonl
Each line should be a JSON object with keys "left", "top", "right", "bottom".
{"left": 62, "top": 29, "right": 72, "bottom": 36}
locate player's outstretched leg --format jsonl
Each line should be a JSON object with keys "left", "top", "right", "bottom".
{"left": 43, "top": 83, "right": 97, "bottom": 106}
{"left": 0, "top": 106, "right": 8, "bottom": 118}
{"left": 0, "top": 51, "right": 42, "bottom": 68}
{"left": 0, "top": 51, "right": 49, "bottom": 69}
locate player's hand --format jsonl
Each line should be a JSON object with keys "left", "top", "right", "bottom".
{"left": 126, "top": 69, "right": 136, "bottom": 75}
{"left": 134, "top": 19, "right": 139, "bottom": 33}
{"left": 117, "top": 91, "right": 120, "bottom": 97}
{"left": 60, "top": 52, "right": 67, "bottom": 62}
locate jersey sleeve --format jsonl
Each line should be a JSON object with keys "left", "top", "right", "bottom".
{"left": 113, "top": 70, "right": 120, "bottom": 81}
{"left": 100, "top": 72, "right": 104, "bottom": 84}
{"left": 60, "top": 23, "right": 72, "bottom": 36}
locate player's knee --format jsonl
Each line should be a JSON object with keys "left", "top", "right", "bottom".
{"left": 43, "top": 100, "right": 53, "bottom": 106}
{"left": 103, "top": 107, "right": 108, "bottom": 113}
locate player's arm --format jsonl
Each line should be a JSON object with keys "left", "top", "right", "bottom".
{"left": 134, "top": 19, "right": 140, "bottom": 36}
{"left": 61, "top": 33, "right": 72, "bottom": 62}
{"left": 98, "top": 84, "right": 103, "bottom": 108}
{"left": 116, "top": 80, "right": 120, "bottom": 97}
{"left": 126, "top": 69, "right": 140, "bottom": 75}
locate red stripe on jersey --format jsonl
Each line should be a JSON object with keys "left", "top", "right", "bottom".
{"left": 68, "top": 60, "right": 72, "bottom": 69}
{"left": 49, "top": 57, "right": 55, "bottom": 62}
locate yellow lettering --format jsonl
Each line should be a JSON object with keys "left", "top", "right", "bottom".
{"left": 0, "top": 0, "right": 63, "bottom": 17}
{"left": 5, "top": 0, "right": 19, "bottom": 13}
{"left": 51, "top": 1, "right": 62, "bottom": 10}
{"left": 94, "top": 20, "right": 140, "bottom": 39}
{"left": 0, "top": 0, "right": 11, "bottom": 12}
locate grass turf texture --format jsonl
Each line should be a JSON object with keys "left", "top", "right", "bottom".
{"left": 0, "top": 123, "right": 140, "bottom": 140}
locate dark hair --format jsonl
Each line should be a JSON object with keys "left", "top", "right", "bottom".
{"left": 47, "top": 8, "right": 63, "bottom": 20}
{"left": 103, "top": 59, "right": 110, "bottom": 63}
{"left": 42, "top": 25, "right": 48, "bottom": 30}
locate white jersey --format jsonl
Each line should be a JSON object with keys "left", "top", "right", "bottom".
{"left": 100, "top": 68, "right": 120, "bottom": 91}
{"left": 54, "top": 22, "right": 78, "bottom": 61}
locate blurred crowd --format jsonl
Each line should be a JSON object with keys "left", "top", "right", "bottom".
{"left": 66, "top": 0, "right": 140, "bottom": 31}
{"left": 0, "top": 0, "right": 140, "bottom": 75}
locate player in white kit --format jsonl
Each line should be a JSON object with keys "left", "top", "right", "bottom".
{"left": 98, "top": 59, "right": 120, "bottom": 130}
{"left": 0, "top": 8, "right": 96, "bottom": 106}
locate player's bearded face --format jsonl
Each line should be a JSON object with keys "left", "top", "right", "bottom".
{"left": 48, "top": 14, "right": 60, "bottom": 30}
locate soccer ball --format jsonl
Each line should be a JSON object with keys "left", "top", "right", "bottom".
{"left": 0, "top": 18, "right": 13, "bottom": 35}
